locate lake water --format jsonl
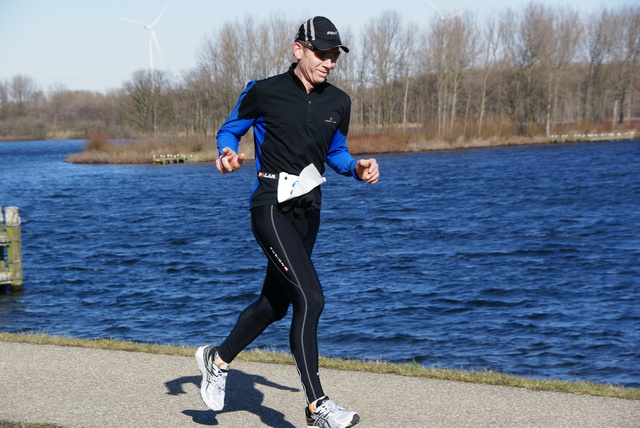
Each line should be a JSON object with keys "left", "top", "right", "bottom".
{"left": 0, "top": 139, "right": 638, "bottom": 388}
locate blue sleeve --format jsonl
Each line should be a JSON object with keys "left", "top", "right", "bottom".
{"left": 216, "top": 81, "right": 258, "bottom": 156}
{"left": 326, "top": 130, "right": 359, "bottom": 180}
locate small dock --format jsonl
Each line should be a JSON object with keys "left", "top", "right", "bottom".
{"left": 551, "top": 131, "right": 636, "bottom": 143}
{"left": 0, "top": 206, "right": 22, "bottom": 289}
{"left": 152, "top": 154, "right": 189, "bottom": 165}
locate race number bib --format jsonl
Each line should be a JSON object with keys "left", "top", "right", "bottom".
{"left": 277, "top": 163, "right": 326, "bottom": 203}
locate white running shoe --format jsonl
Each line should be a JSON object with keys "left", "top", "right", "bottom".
{"left": 195, "top": 345, "right": 228, "bottom": 411}
{"left": 305, "top": 396, "right": 360, "bottom": 428}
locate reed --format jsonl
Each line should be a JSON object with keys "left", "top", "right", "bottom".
{"left": 65, "top": 135, "right": 218, "bottom": 164}
{"left": 65, "top": 124, "right": 637, "bottom": 164}
{"left": 347, "top": 131, "right": 415, "bottom": 154}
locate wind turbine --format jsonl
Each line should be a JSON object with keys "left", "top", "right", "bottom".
{"left": 423, "top": 0, "right": 471, "bottom": 22}
{"left": 121, "top": 3, "right": 167, "bottom": 84}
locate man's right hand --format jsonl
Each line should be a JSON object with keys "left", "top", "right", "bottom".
{"left": 216, "top": 147, "right": 245, "bottom": 174}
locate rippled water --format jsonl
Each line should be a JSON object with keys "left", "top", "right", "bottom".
{"left": 0, "top": 139, "right": 638, "bottom": 388}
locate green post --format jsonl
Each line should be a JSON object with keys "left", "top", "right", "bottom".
{"left": 5, "top": 207, "right": 22, "bottom": 289}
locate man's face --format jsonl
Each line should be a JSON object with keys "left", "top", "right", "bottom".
{"left": 293, "top": 42, "right": 340, "bottom": 91}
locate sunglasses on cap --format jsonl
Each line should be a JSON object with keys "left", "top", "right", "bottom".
{"left": 303, "top": 44, "right": 340, "bottom": 62}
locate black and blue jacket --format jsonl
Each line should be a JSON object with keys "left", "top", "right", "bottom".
{"left": 216, "top": 63, "right": 359, "bottom": 208}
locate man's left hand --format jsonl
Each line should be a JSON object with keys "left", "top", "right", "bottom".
{"left": 355, "top": 158, "right": 379, "bottom": 184}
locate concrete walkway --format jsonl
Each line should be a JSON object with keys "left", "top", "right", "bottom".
{"left": 0, "top": 342, "right": 637, "bottom": 427}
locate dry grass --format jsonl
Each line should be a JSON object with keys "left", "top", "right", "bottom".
{"left": 347, "top": 131, "right": 416, "bottom": 154}
{"left": 64, "top": 122, "right": 637, "bottom": 164}
{"left": 1, "top": 332, "right": 638, "bottom": 400}
{"left": 66, "top": 134, "right": 217, "bottom": 164}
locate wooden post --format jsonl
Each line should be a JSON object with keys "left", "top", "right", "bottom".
{"left": 0, "top": 207, "right": 22, "bottom": 289}
{"left": 0, "top": 208, "right": 6, "bottom": 280}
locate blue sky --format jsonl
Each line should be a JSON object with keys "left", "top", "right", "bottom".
{"left": 0, "top": 0, "right": 632, "bottom": 93}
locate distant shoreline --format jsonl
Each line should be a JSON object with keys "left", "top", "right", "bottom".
{"left": 1, "top": 131, "right": 636, "bottom": 164}
{"left": 389, "top": 132, "right": 638, "bottom": 154}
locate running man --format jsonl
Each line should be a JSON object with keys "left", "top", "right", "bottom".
{"left": 196, "top": 16, "right": 379, "bottom": 428}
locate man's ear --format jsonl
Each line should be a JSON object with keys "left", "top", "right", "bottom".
{"left": 292, "top": 42, "right": 305, "bottom": 60}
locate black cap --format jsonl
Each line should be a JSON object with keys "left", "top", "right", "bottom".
{"left": 295, "top": 16, "right": 349, "bottom": 53}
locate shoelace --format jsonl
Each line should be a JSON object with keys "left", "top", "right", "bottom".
{"left": 312, "top": 400, "right": 345, "bottom": 423}
{"left": 205, "top": 360, "right": 226, "bottom": 391}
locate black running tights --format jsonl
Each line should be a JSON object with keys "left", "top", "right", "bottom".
{"left": 217, "top": 204, "right": 325, "bottom": 404}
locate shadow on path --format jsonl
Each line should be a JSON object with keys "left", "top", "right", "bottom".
{"left": 165, "top": 369, "right": 300, "bottom": 427}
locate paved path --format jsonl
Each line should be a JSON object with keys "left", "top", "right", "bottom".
{"left": 0, "top": 342, "right": 638, "bottom": 427}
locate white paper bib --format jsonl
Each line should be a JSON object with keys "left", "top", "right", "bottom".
{"left": 277, "top": 163, "right": 326, "bottom": 203}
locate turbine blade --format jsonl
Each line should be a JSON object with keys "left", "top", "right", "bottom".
{"left": 151, "top": 2, "right": 168, "bottom": 27}
{"left": 448, "top": 7, "right": 472, "bottom": 19}
{"left": 148, "top": 31, "right": 154, "bottom": 72}
{"left": 423, "top": 0, "right": 444, "bottom": 17}
{"left": 151, "top": 29, "right": 164, "bottom": 66}
{"left": 121, "top": 17, "right": 147, "bottom": 27}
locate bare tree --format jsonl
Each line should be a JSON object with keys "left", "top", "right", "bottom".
{"left": 179, "top": 68, "right": 214, "bottom": 136}
{"left": 399, "top": 22, "right": 419, "bottom": 129}
{"left": 540, "top": 7, "right": 582, "bottom": 136}
{"left": 7, "top": 74, "right": 41, "bottom": 117}
{"left": 583, "top": 8, "right": 614, "bottom": 122}
{"left": 446, "top": 15, "right": 478, "bottom": 136}
{"left": 4, "top": 4, "right": 640, "bottom": 142}
{"left": 425, "top": 12, "right": 478, "bottom": 139}
{"left": 0, "top": 80, "right": 9, "bottom": 121}
{"left": 626, "top": 7, "right": 640, "bottom": 124}
{"left": 477, "top": 16, "right": 503, "bottom": 136}
{"left": 48, "top": 84, "right": 70, "bottom": 134}
{"left": 120, "top": 70, "right": 173, "bottom": 133}
{"left": 506, "top": 3, "right": 553, "bottom": 132}
{"left": 427, "top": 19, "right": 449, "bottom": 135}
{"left": 363, "top": 10, "right": 412, "bottom": 129}
{"left": 617, "top": 6, "right": 640, "bottom": 125}
{"left": 265, "top": 13, "right": 297, "bottom": 77}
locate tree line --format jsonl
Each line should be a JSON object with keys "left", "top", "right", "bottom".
{"left": 1, "top": 3, "right": 638, "bottom": 142}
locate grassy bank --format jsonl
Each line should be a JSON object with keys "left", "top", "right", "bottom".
{"left": 1, "top": 331, "right": 637, "bottom": 401}
{"left": 64, "top": 131, "right": 218, "bottom": 164}
{"left": 64, "top": 128, "right": 638, "bottom": 164}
